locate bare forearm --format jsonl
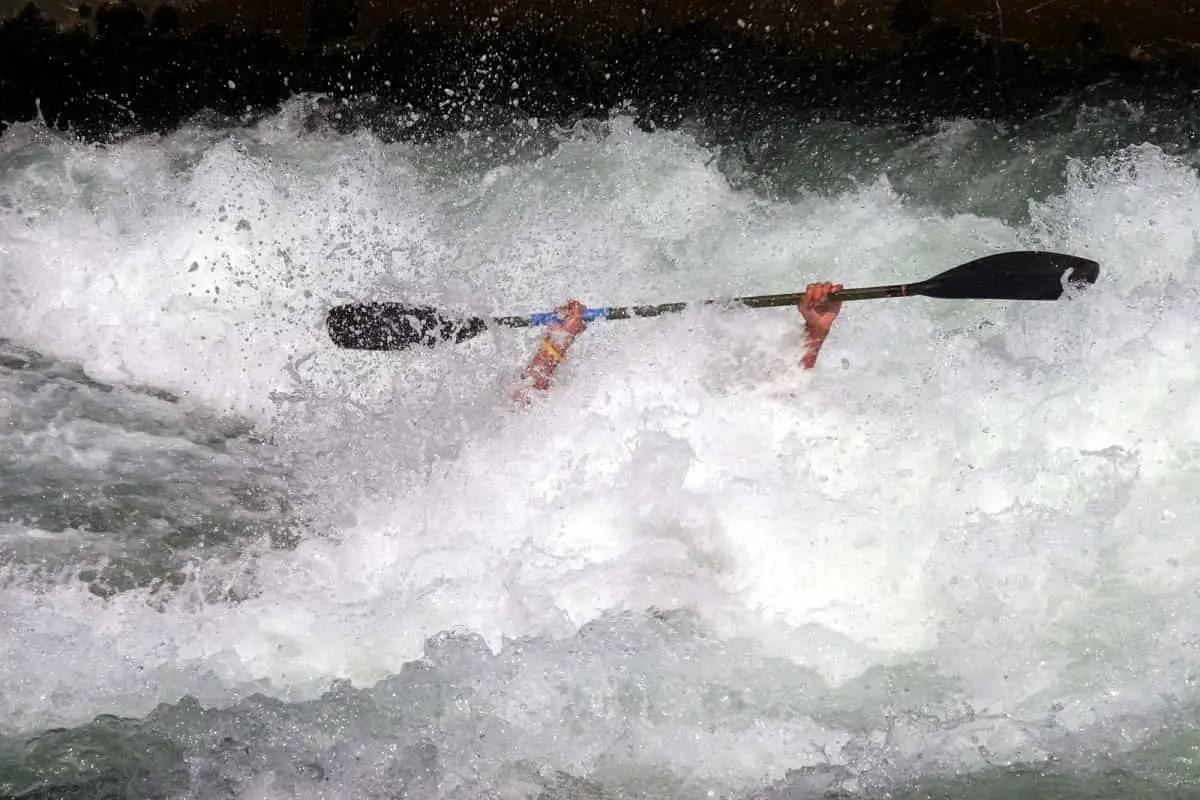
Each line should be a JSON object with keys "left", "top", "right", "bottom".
{"left": 513, "top": 325, "right": 582, "bottom": 404}
{"left": 522, "top": 331, "right": 576, "bottom": 389}
{"left": 801, "top": 325, "right": 828, "bottom": 369}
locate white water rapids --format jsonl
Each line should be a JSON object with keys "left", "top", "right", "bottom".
{"left": 1, "top": 101, "right": 1198, "bottom": 797}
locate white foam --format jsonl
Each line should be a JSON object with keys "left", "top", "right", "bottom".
{"left": 2, "top": 109, "right": 1200, "bottom": 787}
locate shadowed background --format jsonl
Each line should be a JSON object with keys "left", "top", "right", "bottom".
{"left": 2, "top": 0, "right": 1198, "bottom": 140}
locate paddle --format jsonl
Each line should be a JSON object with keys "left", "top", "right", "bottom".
{"left": 326, "top": 250, "right": 1100, "bottom": 351}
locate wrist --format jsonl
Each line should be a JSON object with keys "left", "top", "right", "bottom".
{"left": 550, "top": 325, "right": 583, "bottom": 345}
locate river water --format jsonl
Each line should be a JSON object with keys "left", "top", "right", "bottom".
{"left": 1, "top": 95, "right": 1198, "bottom": 798}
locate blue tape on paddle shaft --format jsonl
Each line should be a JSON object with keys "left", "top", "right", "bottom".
{"left": 528, "top": 308, "right": 608, "bottom": 325}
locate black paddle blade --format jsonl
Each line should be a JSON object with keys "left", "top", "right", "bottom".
{"left": 326, "top": 303, "right": 488, "bottom": 350}
{"left": 912, "top": 251, "right": 1100, "bottom": 301}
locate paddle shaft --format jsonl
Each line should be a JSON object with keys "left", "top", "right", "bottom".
{"left": 491, "top": 284, "right": 908, "bottom": 328}
{"left": 323, "top": 251, "right": 1099, "bottom": 350}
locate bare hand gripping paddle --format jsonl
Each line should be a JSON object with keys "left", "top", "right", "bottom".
{"left": 325, "top": 250, "right": 1100, "bottom": 351}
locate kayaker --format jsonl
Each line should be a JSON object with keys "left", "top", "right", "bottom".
{"left": 513, "top": 282, "right": 844, "bottom": 404}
